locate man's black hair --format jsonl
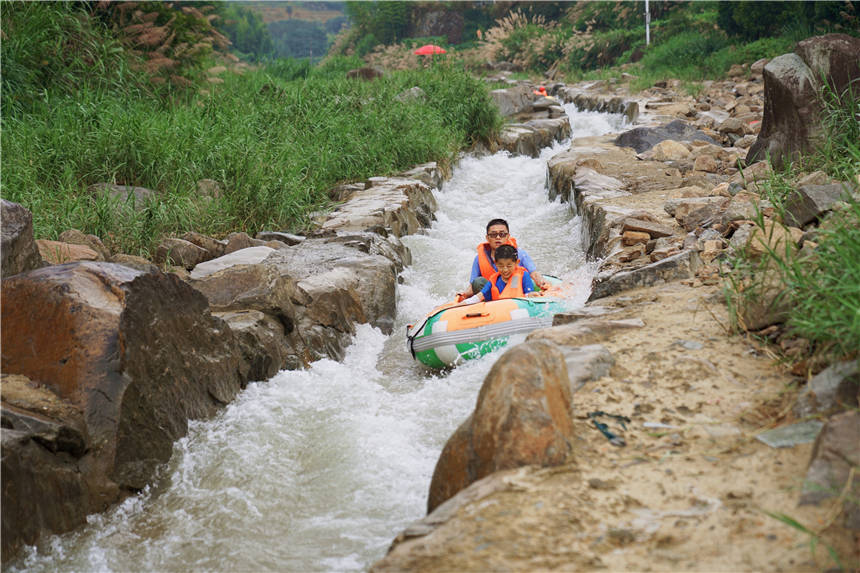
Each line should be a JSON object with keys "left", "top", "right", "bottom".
{"left": 486, "top": 218, "right": 509, "bottom": 233}
{"left": 494, "top": 244, "right": 518, "bottom": 262}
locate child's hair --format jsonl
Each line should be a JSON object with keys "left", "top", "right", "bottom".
{"left": 494, "top": 244, "right": 518, "bottom": 262}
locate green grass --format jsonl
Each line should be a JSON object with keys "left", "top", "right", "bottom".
{"left": 1, "top": 59, "right": 500, "bottom": 256}
{"left": 722, "top": 83, "right": 860, "bottom": 363}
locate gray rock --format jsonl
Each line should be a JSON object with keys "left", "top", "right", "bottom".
{"left": 614, "top": 120, "right": 716, "bottom": 154}
{"left": 795, "top": 360, "right": 859, "bottom": 418}
{"left": 154, "top": 237, "right": 212, "bottom": 270}
{"left": 255, "top": 231, "right": 305, "bottom": 246}
{"left": 561, "top": 344, "right": 614, "bottom": 393}
{"left": 110, "top": 253, "right": 159, "bottom": 273}
{"left": 224, "top": 231, "right": 258, "bottom": 254}
{"left": 783, "top": 183, "right": 849, "bottom": 227}
{"left": 799, "top": 411, "right": 860, "bottom": 530}
{"left": 395, "top": 86, "right": 427, "bottom": 103}
{"left": 729, "top": 224, "right": 756, "bottom": 252}
{"left": 490, "top": 85, "right": 534, "bottom": 117}
{"left": 88, "top": 183, "right": 156, "bottom": 211}
{"left": 398, "top": 162, "right": 447, "bottom": 190}
{"left": 795, "top": 34, "right": 860, "bottom": 103}
{"left": 664, "top": 196, "right": 727, "bottom": 217}
{"left": 621, "top": 217, "right": 674, "bottom": 239}
{"left": 215, "top": 309, "right": 299, "bottom": 379}
{"left": 1, "top": 200, "right": 44, "bottom": 277}
{"left": 756, "top": 420, "right": 824, "bottom": 448}
{"left": 745, "top": 42, "right": 839, "bottom": 168}
{"left": 588, "top": 250, "right": 702, "bottom": 301}
{"left": 321, "top": 177, "right": 436, "bottom": 238}
{"left": 58, "top": 229, "right": 111, "bottom": 260}
{"left": 182, "top": 231, "right": 227, "bottom": 258}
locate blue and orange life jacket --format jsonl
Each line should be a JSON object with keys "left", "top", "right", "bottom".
{"left": 476, "top": 236, "right": 519, "bottom": 280}
{"left": 489, "top": 267, "right": 526, "bottom": 300}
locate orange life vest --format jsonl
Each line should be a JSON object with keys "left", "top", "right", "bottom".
{"left": 476, "top": 236, "right": 519, "bottom": 280}
{"left": 489, "top": 267, "right": 526, "bottom": 300}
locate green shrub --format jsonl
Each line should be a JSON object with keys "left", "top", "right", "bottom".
{"left": 639, "top": 30, "right": 730, "bottom": 76}
{"left": 722, "top": 84, "right": 860, "bottom": 363}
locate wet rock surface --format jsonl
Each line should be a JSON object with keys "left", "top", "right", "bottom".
{"left": 1, "top": 169, "right": 445, "bottom": 561}
{"left": 1, "top": 263, "right": 245, "bottom": 558}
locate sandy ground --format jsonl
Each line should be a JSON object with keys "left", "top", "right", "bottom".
{"left": 373, "top": 280, "right": 858, "bottom": 572}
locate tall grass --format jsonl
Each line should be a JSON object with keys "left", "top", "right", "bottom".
{"left": 1, "top": 58, "right": 500, "bottom": 255}
{"left": 1, "top": 3, "right": 499, "bottom": 255}
{"left": 722, "top": 83, "right": 860, "bottom": 363}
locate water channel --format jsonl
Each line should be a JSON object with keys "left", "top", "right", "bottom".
{"left": 16, "top": 105, "right": 626, "bottom": 572}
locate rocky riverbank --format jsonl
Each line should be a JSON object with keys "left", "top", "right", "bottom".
{"left": 372, "top": 34, "right": 859, "bottom": 571}
{"left": 0, "top": 70, "right": 573, "bottom": 562}
{"left": 2, "top": 33, "right": 857, "bottom": 569}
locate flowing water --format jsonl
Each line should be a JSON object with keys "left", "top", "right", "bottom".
{"left": 15, "top": 107, "right": 626, "bottom": 572}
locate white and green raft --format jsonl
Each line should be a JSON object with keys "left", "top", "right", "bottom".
{"left": 406, "top": 283, "right": 570, "bottom": 368}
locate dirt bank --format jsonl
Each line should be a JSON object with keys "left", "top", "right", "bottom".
{"left": 373, "top": 280, "right": 857, "bottom": 571}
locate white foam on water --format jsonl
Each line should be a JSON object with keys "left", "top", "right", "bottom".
{"left": 13, "top": 107, "right": 626, "bottom": 573}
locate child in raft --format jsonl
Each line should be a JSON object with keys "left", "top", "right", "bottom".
{"left": 457, "top": 244, "right": 539, "bottom": 304}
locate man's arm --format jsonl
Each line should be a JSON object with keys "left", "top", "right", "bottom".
{"left": 522, "top": 272, "right": 537, "bottom": 294}
{"left": 518, "top": 249, "right": 550, "bottom": 289}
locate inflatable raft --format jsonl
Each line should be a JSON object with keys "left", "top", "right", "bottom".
{"left": 406, "top": 280, "right": 570, "bottom": 368}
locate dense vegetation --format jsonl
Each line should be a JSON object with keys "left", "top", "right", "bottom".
{"left": 0, "top": 2, "right": 500, "bottom": 256}
{"left": 724, "top": 84, "right": 860, "bottom": 364}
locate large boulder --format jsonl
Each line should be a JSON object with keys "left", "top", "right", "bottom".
{"left": 427, "top": 341, "right": 575, "bottom": 513}
{"left": 1, "top": 200, "right": 43, "bottom": 277}
{"left": 2, "top": 374, "right": 91, "bottom": 560}
{"left": 795, "top": 33, "right": 860, "bottom": 99}
{"left": 747, "top": 34, "right": 860, "bottom": 168}
{"left": 279, "top": 235, "right": 400, "bottom": 361}
{"left": 800, "top": 410, "right": 860, "bottom": 530}
{"left": 614, "top": 120, "right": 716, "bottom": 154}
{"left": 190, "top": 233, "right": 403, "bottom": 365}
{"left": 1, "top": 262, "right": 245, "bottom": 560}
{"left": 490, "top": 85, "right": 534, "bottom": 117}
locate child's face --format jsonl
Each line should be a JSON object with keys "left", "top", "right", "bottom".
{"left": 496, "top": 258, "right": 518, "bottom": 281}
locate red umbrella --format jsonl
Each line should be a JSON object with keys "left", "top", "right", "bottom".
{"left": 414, "top": 44, "right": 447, "bottom": 56}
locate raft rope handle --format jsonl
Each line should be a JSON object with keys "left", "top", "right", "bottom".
{"left": 464, "top": 312, "right": 490, "bottom": 318}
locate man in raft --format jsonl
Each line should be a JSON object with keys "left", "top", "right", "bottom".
{"left": 458, "top": 244, "right": 539, "bottom": 304}
{"left": 457, "top": 218, "right": 549, "bottom": 301}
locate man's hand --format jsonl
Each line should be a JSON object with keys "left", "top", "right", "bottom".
{"left": 531, "top": 271, "right": 550, "bottom": 291}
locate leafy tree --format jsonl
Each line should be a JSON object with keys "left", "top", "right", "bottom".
{"left": 345, "top": 1, "right": 410, "bottom": 45}
{"left": 217, "top": 3, "right": 273, "bottom": 60}
{"left": 716, "top": 1, "right": 814, "bottom": 40}
{"left": 269, "top": 19, "right": 328, "bottom": 59}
